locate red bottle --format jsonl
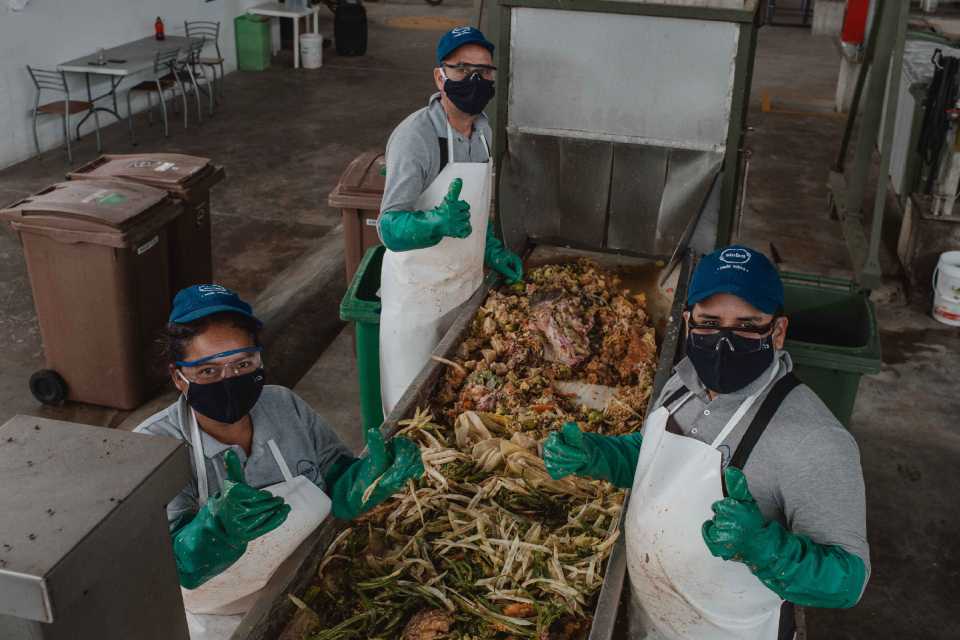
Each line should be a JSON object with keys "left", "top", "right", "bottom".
{"left": 155, "top": 17, "right": 165, "bottom": 41}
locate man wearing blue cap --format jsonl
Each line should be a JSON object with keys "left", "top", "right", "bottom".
{"left": 376, "top": 26, "right": 523, "bottom": 415}
{"left": 543, "top": 246, "right": 869, "bottom": 639}
{"left": 135, "top": 285, "right": 423, "bottom": 621}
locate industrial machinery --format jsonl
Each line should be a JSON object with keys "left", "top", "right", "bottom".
{"left": 831, "top": 0, "right": 960, "bottom": 297}
{"left": 230, "top": 2, "right": 762, "bottom": 639}
{"left": 0, "top": 416, "right": 191, "bottom": 640}
{"left": 882, "top": 30, "right": 960, "bottom": 295}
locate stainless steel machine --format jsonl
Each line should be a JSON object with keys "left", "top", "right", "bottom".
{"left": 233, "top": 2, "right": 761, "bottom": 638}
{"left": 0, "top": 416, "right": 191, "bottom": 640}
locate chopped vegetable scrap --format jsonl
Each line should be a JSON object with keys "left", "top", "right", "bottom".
{"left": 289, "top": 261, "right": 659, "bottom": 640}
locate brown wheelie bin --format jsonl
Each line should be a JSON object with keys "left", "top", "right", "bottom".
{"left": 68, "top": 153, "right": 225, "bottom": 293}
{"left": 0, "top": 180, "right": 181, "bottom": 410}
{"left": 328, "top": 150, "right": 385, "bottom": 284}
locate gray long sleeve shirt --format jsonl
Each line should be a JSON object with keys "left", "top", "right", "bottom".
{"left": 134, "top": 386, "right": 351, "bottom": 531}
{"left": 378, "top": 93, "right": 492, "bottom": 220}
{"left": 652, "top": 351, "right": 871, "bottom": 587}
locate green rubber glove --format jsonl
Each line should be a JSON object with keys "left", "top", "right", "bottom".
{"left": 172, "top": 450, "right": 291, "bottom": 589}
{"left": 484, "top": 225, "right": 523, "bottom": 284}
{"left": 702, "top": 467, "right": 867, "bottom": 609}
{"left": 543, "top": 422, "right": 643, "bottom": 489}
{"left": 330, "top": 428, "right": 425, "bottom": 520}
{"left": 379, "top": 178, "right": 472, "bottom": 252}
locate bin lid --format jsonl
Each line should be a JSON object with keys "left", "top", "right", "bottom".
{"left": 328, "top": 151, "right": 385, "bottom": 210}
{"left": 67, "top": 153, "right": 214, "bottom": 191}
{"left": 0, "top": 180, "right": 175, "bottom": 245}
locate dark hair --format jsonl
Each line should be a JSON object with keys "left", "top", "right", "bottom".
{"left": 157, "top": 311, "right": 262, "bottom": 368}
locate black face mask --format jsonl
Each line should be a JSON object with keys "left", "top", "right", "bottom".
{"left": 184, "top": 368, "right": 265, "bottom": 424}
{"left": 685, "top": 333, "right": 775, "bottom": 394}
{"left": 444, "top": 75, "right": 495, "bottom": 115}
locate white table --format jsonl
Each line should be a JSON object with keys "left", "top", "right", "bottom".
{"left": 59, "top": 36, "right": 200, "bottom": 142}
{"left": 247, "top": 2, "right": 321, "bottom": 69}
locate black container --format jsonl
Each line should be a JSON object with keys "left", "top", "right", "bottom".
{"left": 335, "top": 0, "right": 367, "bottom": 56}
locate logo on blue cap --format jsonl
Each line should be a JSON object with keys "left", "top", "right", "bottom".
{"left": 197, "top": 284, "right": 231, "bottom": 298}
{"left": 719, "top": 248, "right": 751, "bottom": 265}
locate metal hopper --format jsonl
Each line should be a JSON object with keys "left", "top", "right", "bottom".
{"left": 234, "top": 2, "right": 760, "bottom": 638}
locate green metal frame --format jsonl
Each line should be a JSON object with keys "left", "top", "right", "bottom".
{"left": 829, "top": 0, "right": 910, "bottom": 290}
{"left": 719, "top": 13, "right": 761, "bottom": 246}
{"left": 488, "top": 0, "right": 761, "bottom": 252}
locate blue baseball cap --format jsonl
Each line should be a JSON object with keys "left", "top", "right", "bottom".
{"left": 436, "top": 26, "right": 494, "bottom": 65}
{"left": 169, "top": 284, "right": 262, "bottom": 326}
{"left": 687, "top": 245, "right": 784, "bottom": 315}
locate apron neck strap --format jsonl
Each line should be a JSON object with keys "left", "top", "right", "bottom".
{"left": 187, "top": 405, "right": 210, "bottom": 507}
{"left": 708, "top": 363, "right": 781, "bottom": 449}
{"left": 446, "top": 120, "right": 455, "bottom": 164}
{"left": 267, "top": 439, "right": 295, "bottom": 482}
{"left": 445, "top": 120, "right": 491, "bottom": 163}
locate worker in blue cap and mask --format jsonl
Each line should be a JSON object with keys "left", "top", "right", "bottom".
{"left": 377, "top": 26, "right": 523, "bottom": 416}
{"left": 136, "top": 284, "right": 423, "bottom": 624}
{"left": 542, "top": 246, "right": 870, "bottom": 639}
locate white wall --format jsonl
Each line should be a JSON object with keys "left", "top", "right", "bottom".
{"left": 0, "top": 0, "right": 255, "bottom": 169}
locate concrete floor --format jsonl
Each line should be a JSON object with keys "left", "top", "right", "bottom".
{"left": 0, "top": 1, "right": 473, "bottom": 430}
{"left": 0, "top": 4, "right": 957, "bottom": 639}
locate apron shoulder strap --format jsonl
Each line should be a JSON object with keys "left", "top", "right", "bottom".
{"left": 728, "top": 373, "right": 802, "bottom": 471}
{"left": 438, "top": 137, "right": 449, "bottom": 172}
{"left": 662, "top": 385, "right": 690, "bottom": 410}
{"left": 267, "top": 439, "right": 295, "bottom": 483}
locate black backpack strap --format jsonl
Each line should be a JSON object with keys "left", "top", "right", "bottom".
{"left": 438, "top": 137, "right": 449, "bottom": 172}
{"left": 728, "top": 373, "right": 801, "bottom": 472}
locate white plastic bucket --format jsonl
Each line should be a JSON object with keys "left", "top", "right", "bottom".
{"left": 932, "top": 250, "right": 960, "bottom": 326}
{"left": 300, "top": 33, "right": 322, "bottom": 69}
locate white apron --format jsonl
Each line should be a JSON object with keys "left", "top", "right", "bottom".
{"left": 379, "top": 122, "right": 492, "bottom": 415}
{"left": 181, "top": 408, "right": 332, "bottom": 638}
{"left": 625, "top": 367, "right": 784, "bottom": 640}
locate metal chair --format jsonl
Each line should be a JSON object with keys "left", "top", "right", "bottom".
{"left": 125, "top": 47, "right": 185, "bottom": 142}
{"left": 26, "top": 66, "right": 100, "bottom": 163}
{"left": 166, "top": 37, "right": 213, "bottom": 123}
{"left": 185, "top": 20, "right": 225, "bottom": 104}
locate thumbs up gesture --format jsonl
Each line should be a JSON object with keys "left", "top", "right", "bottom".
{"left": 433, "top": 178, "right": 472, "bottom": 239}
{"left": 210, "top": 449, "right": 291, "bottom": 543}
{"left": 702, "top": 466, "right": 767, "bottom": 562}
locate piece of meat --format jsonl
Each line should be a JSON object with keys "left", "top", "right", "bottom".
{"left": 528, "top": 297, "right": 594, "bottom": 367}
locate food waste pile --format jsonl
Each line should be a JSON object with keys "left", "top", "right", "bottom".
{"left": 284, "top": 261, "right": 659, "bottom": 640}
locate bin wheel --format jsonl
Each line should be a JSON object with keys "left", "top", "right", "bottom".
{"left": 29, "top": 370, "right": 68, "bottom": 406}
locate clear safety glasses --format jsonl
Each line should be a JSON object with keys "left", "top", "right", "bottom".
{"left": 177, "top": 347, "right": 263, "bottom": 384}
{"left": 687, "top": 320, "right": 776, "bottom": 353}
{"left": 441, "top": 62, "right": 497, "bottom": 82}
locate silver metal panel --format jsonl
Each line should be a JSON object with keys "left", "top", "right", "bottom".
{"left": 607, "top": 145, "right": 722, "bottom": 255}
{"left": 0, "top": 416, "right": 188, "bottom": 624}
{"left": 500, "top": 132, "right": 613, "bottom": 248}
{"left": 508, "top": 8, "right": 740, "bottom": 152}
{"left": 500, "top": 132, "right": 720, "bottom": 257}
{"left": 888, "top": 70, "right": 919, "bottom": 197}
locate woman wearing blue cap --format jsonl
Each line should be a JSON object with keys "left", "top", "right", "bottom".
{"left": 376, "top": 26, "right": 523, "bottom": 415}
{"left": 135, "top": 284, "right": 423, "bottom": 633}
{"left": 542, "top": 246, "right": 870, "bottom": 639}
